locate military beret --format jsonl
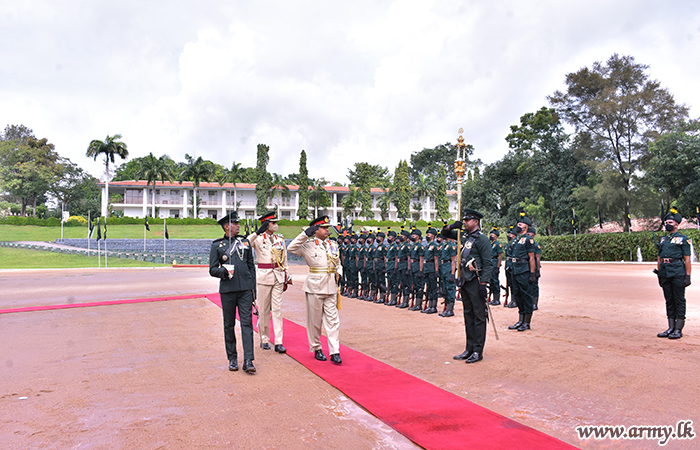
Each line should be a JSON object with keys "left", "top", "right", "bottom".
{"left": 528, "top": 226, "right": 536, "bottom": 235}
{"left": 665, "top": 208, "right": 682, "bottom": 224}
{"left": 507, "top": 226, "right": 516, "bottom": 235}
{"left": 411, "top": 228, "right": 422, "bottom": 237}
{"left": 517, "top": 215, "right": 533, "bottom": 226}
{"left": 490, "top": 228, "right": 500, "bottom": 237}
{"left": 400, "top": 229, "right": 411, "bottom": 237}
{"left": 462, "top": 208, "right": 483, "bottom": 220}
{"left": 367, "top": 233, "right": 376, "bottom": 240}
{"left": 426, "top": 227, "right": 438, "bottom": 236}
{"left": 350, "top": 234, "right": 358, "bottom": 240}
{"left": 386, "top": 227, "right": 397, "bottom": 238}
{"left": 376, "top": 231, "right": 386, "bottom": 238}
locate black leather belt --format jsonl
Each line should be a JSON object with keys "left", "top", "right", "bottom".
{"left": 510, "top": 257, "right": 528, "bottom": 263}
{"left": 661, "top": 257, "right": 682, "bottom": 263}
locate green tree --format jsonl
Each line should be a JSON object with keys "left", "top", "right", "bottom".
{"left": 434, "top": 166, "right": 450, "bottom": 222}
{"left": 135, "top": 153, "right": 174, "bottom": 217}
{"left": 86, "top": 134, "right": 129, "bottom": 217}
{"left": 549, "top": 54, "right": 688, "bottom": 231}
{"left": 348, "top": 162, "right": 385, "bottom": 220}
{"left": 297, "top": 150, "right": 310, "bottom": 220}
{"left": 113, "top": 155, "right": 177, "bottom": 181}
{"left": 341, "top": 186, "right": 360, "bottom": 220}
{"left": 376, "top": 187, "right": 394, "bottom": 221}
{"left": 219, "top": 161, "right": 245, "bottom": 213}
{"left": 393, "top": 160, "right": 411, "bottom": 221}
{"left": 178, "top": 153, "right": 215, "bottom": 218}
{"left": 268, "top": 173, "right": 291, "bottom": 209}
{"left": 309, "top": 178, "right": 331, "bottom": 217}
{"left": 255, "top": 144, "right": 272, "bottom": 215}
{"left": 409, "top": 142, "right": 476, "bottom": 189}
{"left": 2, "top": 124, "right": 35, "bottom": 142}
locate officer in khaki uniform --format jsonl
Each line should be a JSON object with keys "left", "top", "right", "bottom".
{"left": 247, "top": 211, "right": 288, "bottom": 354}
{"left": 287, "top": 215, "right": 342, "bottom": 364}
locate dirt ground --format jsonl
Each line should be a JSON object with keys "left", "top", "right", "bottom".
{"left": 1, "top": 262, "right": 698, "bottom": 449}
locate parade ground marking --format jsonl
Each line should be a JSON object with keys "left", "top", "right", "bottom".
{"left": 3, "top": 293, "right": 575, "bottom": 450}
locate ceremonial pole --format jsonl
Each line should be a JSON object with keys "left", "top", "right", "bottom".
{"left": 454, "top": 128, "right": 467, "bottom": 279}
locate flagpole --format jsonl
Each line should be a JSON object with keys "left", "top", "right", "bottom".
{"left": 87, "top": 211, "right": 91, "bottom": 257}
{"left": 144, "top": 219, "right": 147, "bottom": 252}
{"left": 104, "top": 216, "right": 108, "bottom": 268}
{"left": 163, "top": 218, "right": 166, "bottom": 264}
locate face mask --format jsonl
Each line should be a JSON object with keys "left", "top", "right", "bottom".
{"left": 489, "top": 236, "right": 496, "bottom": 241}
{"left": 665, "top": 224, "right": 675, "bottom": 232}
{"left": 514, "top": 226, "right": 523, "bottom": 235}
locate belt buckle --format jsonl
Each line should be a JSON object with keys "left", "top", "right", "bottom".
{"left": 512, "top": 258, "right": 517, "bottom": 262}
{"left": 663, "top": 258, "right": 671, "bottom": 263}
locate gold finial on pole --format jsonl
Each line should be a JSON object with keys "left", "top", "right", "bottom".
{"left": 454, "top": 128, "right": 466, "bottom": 279}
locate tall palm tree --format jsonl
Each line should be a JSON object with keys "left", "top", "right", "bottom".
{"left": 341, "top": 186, "right": 360, "bottom": 220}
{"left": 135, "top": 153, "right": 174, "bottom": 217}
{"left": 376, "top": 187, "right": 395, "bottom": 221}
{"left": 219, "top": 161, "right": 245, "bottom": 213}
{"left": 86, "top": 134, "right": 128, "bottom": 217}
{"left": 412, "top": 174, "right": 435, "bottom": 221}
{"left": 178, "top": 153, "right": 215, "bottom": 219}
{"left": 309, "top": 178, "right": 331, "bottom": 217}
{"left": 268, "top": 173, "right": 291, "bottom": 210}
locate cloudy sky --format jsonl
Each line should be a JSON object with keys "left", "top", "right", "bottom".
{"left": 2, "top": 0, "right": 699, "bottom": 184}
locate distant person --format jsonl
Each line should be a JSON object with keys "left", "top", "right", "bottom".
{"left": 488, "top": 228, "right": 503, "bottom": 306}
{"left": 507, "top": 214, "right": 537, "bottom": 332}
{"left": 655, "top": 208, "right": 692, "bottom": 339}
{"left": 287, "top": 215, "right": 342, "bottom": 364}
{"left": 208, "top": 212, "right": 256, "bottom": 374}
{"left": 247, "top": 211, "right": 288, "bottom": 354}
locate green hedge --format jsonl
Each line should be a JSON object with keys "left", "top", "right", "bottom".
{"left": 0, "top": 216, "right": 84, "bottom": 227}
{"left": 107, "top": 216, "right": 218, "bottom": 226}
{"left": 538, "top": 230, "right": 700, "bottom": 262}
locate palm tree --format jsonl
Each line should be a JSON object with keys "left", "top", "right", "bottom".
{"left": 341, "top": 186, "right": 360, "bottom": 220}
{"left": 308, "top": 178, "right": 331, "bottom": 217}
{"left": 178, "top": 153, "right": 215, "bottom": 218}
{"left": 86, "top": 134, "right": 128, "bottom": 217}
{"left": 135, "top": 153, "right": 174, "bottom": 217}
{"left": 376, "top": 187, "right": 395, "bottom": 221}
{"left": 412, "top": 174, "right": 435, "bottom": 222}
{"left": 219, "top": 161, "right": 245, "bottom": 213}
{"left": 268, "top": 173, "right": 291, "bottom": 210}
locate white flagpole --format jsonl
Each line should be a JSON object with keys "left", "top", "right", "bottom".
{"left": 98, "top": 238, "right": 101, "bottom": 268}
{"left": 144, "top": 218, "right": 147, "bottom": 252}
{"left": 104, "top": 216, "right": 108, "bottom": 268}
{"left": 87, "top": 211, "right": 91, "bottom": 257}
{"left": 163, "top": 218, "right": 166, "bottom": 264}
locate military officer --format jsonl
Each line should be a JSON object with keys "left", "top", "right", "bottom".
{"left": 397, "top": 228, "right": 412, "bottom": 308}
{"left": 438, "top": 231, "right": 458, "bottom": 317}
{"left": 287, "top": 215, "right": 342, "bottom": 364}
{"left": 374, "top": 230, "right": 388, "bottom": 303}
{"left": 488, "top": 228, "right": 503, "bottom": 306}
{"left": 385, "top": 228, "right": 400, "bottom": 306}
{"left": 527, "top": 227, "right": 542, "bottom": 310}
{"left": 503, "top": 226, "right": 517, "bottom": 308}
{"left": 247, "top": 211, "right": 288, "bottom": 354}
{"left": 422, "top": 226, "right": 440, "bottom": 314}
{"left": 347, "top": 233, "right": 359, "bottom": 298}
{"left": 338, "top": 234, "right": 348, "bottom": 295}
{"left": 655, "top": 208, "right": 692, "bottom": 339}
{"left": 408, "top": 228, "right": 425, "bottom": 311}
{"left": 446, "top": 209, "right": 493, "bottom": 364}
{"left": 365, "top": 233, "right": 377, "bottom": 301}
{"left": 208, "top": 211, "right": 257, "bottom": 373}
{"left": 507, "top": 214, "right": 537, "bottom": 331}
{"left": 357, "top": 233, "right": 368, "bottom": 299}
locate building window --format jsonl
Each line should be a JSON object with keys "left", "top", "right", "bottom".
{"left": 125, "top": 189, "right": 142, "bottom": 204}
{"left": 170, "top": 190, "right": 180, "bottom": 195}
{"left": 281, "top": 210, "right": 291, "bottom": 218}
{"left": 170, "top": 209, "right": 180, "bottom": 218}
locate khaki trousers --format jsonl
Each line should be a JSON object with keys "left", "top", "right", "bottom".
{"left": 257, "top": 281, "right": 284, "bottom": 345}
{"left": 305, "top": 292, "right": 340, "bottom": 355}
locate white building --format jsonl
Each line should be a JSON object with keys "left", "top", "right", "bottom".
{"left": 102, "top": 180, "right": 459, "bottom": 224}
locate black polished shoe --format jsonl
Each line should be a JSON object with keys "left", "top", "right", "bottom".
{"left": 425, "top": 307, "right": 437, "bottom": 314}
{"left": 330, "top": 353, "right": 342, "bottom": 364}
{"left": 274, "top": 344, "right": 287, "bottom": 353}
{"left": 260, "top": 342, "right": 271, "bottom": 350}
{"left": 453, "top": 350, "right": 471, "bottom": 360}
{"left": 490, "top": 300, "right": 501, "bottom": 306}
{"left": 668, "top": 329, "right": 683, "bottom": 339}
{"left": 242, "top": 359, "right": 256, "bottom": 373}
{"left": 228, "top": 360, "right": 238, "bottom": 371}
{"left": 314, "top": 349, "right": 327, "bottom": 361}
{"left": 517, "top": 323, "right": 530, "bottom": 332}
{"left": 465, "top": 352, "right": 483, "bottom": 364}
{"left": 442, "top": 310, "right": 454, "bottom": 317}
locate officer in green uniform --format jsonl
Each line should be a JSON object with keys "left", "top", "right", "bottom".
{"left": 347, "top": 233, "right": 359, "bottom": 298}
{"left": 356, "top": 233, "right": 368, "bottom": 299}
{"left": 488, "top": 228, "right": 503, "bottom": 306}
{"left": 445, "top": 209, "right": 493, "bottom": 364}
{"left": 437, "top": 231, "right": 457, "bottom": 317}
{"left": 503, "top": 226, "right": 517, "bottom": 308}
{"left": 338, "top": 234, "right": 347, "bottom": 295}
{"left": 374, "top": 231, "right": 388, "bottom": 303}
{"left": 508, "top": 214, "right": 537, "bottom": 331}
{"left": 655, "top": 208, "right": 692, "bottom": 339}
{"left": 422, "top": 226, "right": 440, "bottom": 314}
{"left": 527, "top": 227, "right": 542, "bottom": 310}
{"left": 208, "top": 211, "right": 257, "bottom": 374}
{"left": 365, "top": 233, "right": 377, "bottom": 301}
{"left": 409, "top": 228, "right": 425, "bottom": 311}
{"left": 397, "top": 228, "right": 412, "bottom": 308}
{"left": 385, "top": 228, "right": 400, "bottom": 306}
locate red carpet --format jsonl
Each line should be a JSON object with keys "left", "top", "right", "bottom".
{"left": 3, "top": 293, "right": 576, "bottom": 449}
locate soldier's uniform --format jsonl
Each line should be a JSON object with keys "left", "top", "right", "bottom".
{"left": 357, "top": 235, "right": 369, "bottom": 299}
{"left": 374, "top": 231, "right": 388, "bottom": 303}
{"left": 365, "top": 234, "right": 377, "bottom": 301}
{"left": 655, "top": 208, "right": 692, "bottom": 340}
{"left": 409, "top": 229, "right": 425, "bottom": 311}
{"left": 397, "top": 229, "right": 412, "bottom": 308}
{"left": 338, "top": 237, "right": 347, "bottom": 295}
{"left": 445, "top": 209, "right": 493, "bottom": 364}
{"left": 503, "top": 227, "right": 517, "bottom": 308}
{"left": 422, "top": 227, "right": 440, "bottom": 314}
{"left": 385, "top": 229, "right": 400, "bottom": 306}
{"left": 438, "top": 234, "right": 457, "bottom": 317}
{"left": 287, "top": 215, "right": 342, "bottom": 364}
{"left": 346, "top": 235, "right": 358, "bottom": 297}
{"left": 527, "top": 227, "right": 542, "bottom": 310}
{"left": 247, "top": 211, "right": 288, "bottom": 353}
{"left": 208, "top": 212, "right": 257, "bottom": 373}
{"left": 489, "top": 229, "right": 503, "bottom": 306}
{"left": 508, "top": 215, "right": 537, "bottom": 331}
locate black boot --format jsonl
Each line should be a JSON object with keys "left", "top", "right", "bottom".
{"left": 508, "top": 314, "right": 524, "bottom": 330}
{"left": 441, "top": 302, "right": 454, "bottom": 317}
{"left": 657, "top": 318, "right": 676, "bottom": 338}
{"left": 387, "top": 293, "right": 397, "bottom": 306}
{"left": 517, "top": 313, "right": 531, "bottom": 331}
{"left": 668, "top": 319, "right": 684, "bottom": 339}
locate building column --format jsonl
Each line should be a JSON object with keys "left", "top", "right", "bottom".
{"left": 183, "top": 189, "right": 188, "bottom": 218}
{"left": 142, "top": 189, "right": 148, "bottom": 217}
{"left": 295, "top": 191, "right": 300, "bottom": 220}
{"left": 221, "top": 190, "right": 227, "bottom": 219}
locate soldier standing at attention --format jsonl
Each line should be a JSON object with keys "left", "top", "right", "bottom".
{"left": 337, "top": 234, "right": 347, "bottom": 296}
{"left": 408, "top": 228, "right": 425, "bottom": 311}
{"left": 655, "top": 208, "right": 692, "bottom": 339}
{"left": 397, "top": 228, "right": 412, "bottom": 308}
{"left": 508, "top": 214, "right": 537, "bottom": 332}
{"left": 503, "top": 226, "right": 518, "bottom": 308}
{"left": 446, "top": 209, "right": 493, "bottom": 364}
{"left": 365, "top": 233, "right": 377, "bottom": 301}
{"left": 357, "top": 233, "right": 368, "bottom": 299}
{"left": 347, "top": 234, "right": 359, "bottom": 298}
{"left": 374, "top": 230, "right": 388, "bottom": 303}
{"left": 438, "top": 232, "right": 458, "bottom": 317}
{"left": 527, "top": 227, "right": 542, "bottom": 310}
{"left": 422, "top": 226, "right": 440, "bottom": 314}
{"left": 287, "top": 215, "right": 342, "bottom": 364}
{"left": 385, "top": 228, "right": 400, "bottom": 306}
{"left": 247, "top": 211, "right": 288, "bottom": 354}
{"left": 488, "top": 228, "right": 503, "bottom": 306}
{"left": 209, "top": 212, "right": 257, "bottom": 374}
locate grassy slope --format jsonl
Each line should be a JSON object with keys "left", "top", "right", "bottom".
{"left": 0, "top": 247, "right": 167, "bottom": 269}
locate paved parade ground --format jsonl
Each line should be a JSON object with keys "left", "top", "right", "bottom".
{"left": 1, "top": 262, "right": 698, "bottom": 449}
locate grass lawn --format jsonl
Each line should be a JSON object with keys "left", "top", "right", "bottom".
{"left": 0, "top": 224, "right": 310, "bottom": 241}
{"left": 0, "top": 247, "right": 168, "bottom": 269}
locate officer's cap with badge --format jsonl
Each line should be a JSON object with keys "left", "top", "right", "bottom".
{"left": 218, "top": 211, "right": 240, "bottom": 228}
{"left": 309, "top": 215, "right": 332, "bottom": 227}
{"left": 665, "top": 207, "right": 682, "bottom": 224}
{"left": 258, "top": 211, "right": 279, "bottom": 223}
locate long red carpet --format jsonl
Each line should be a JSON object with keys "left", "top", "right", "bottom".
{"left": 2, "top": 294, "right": 576, "bottom": 449}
